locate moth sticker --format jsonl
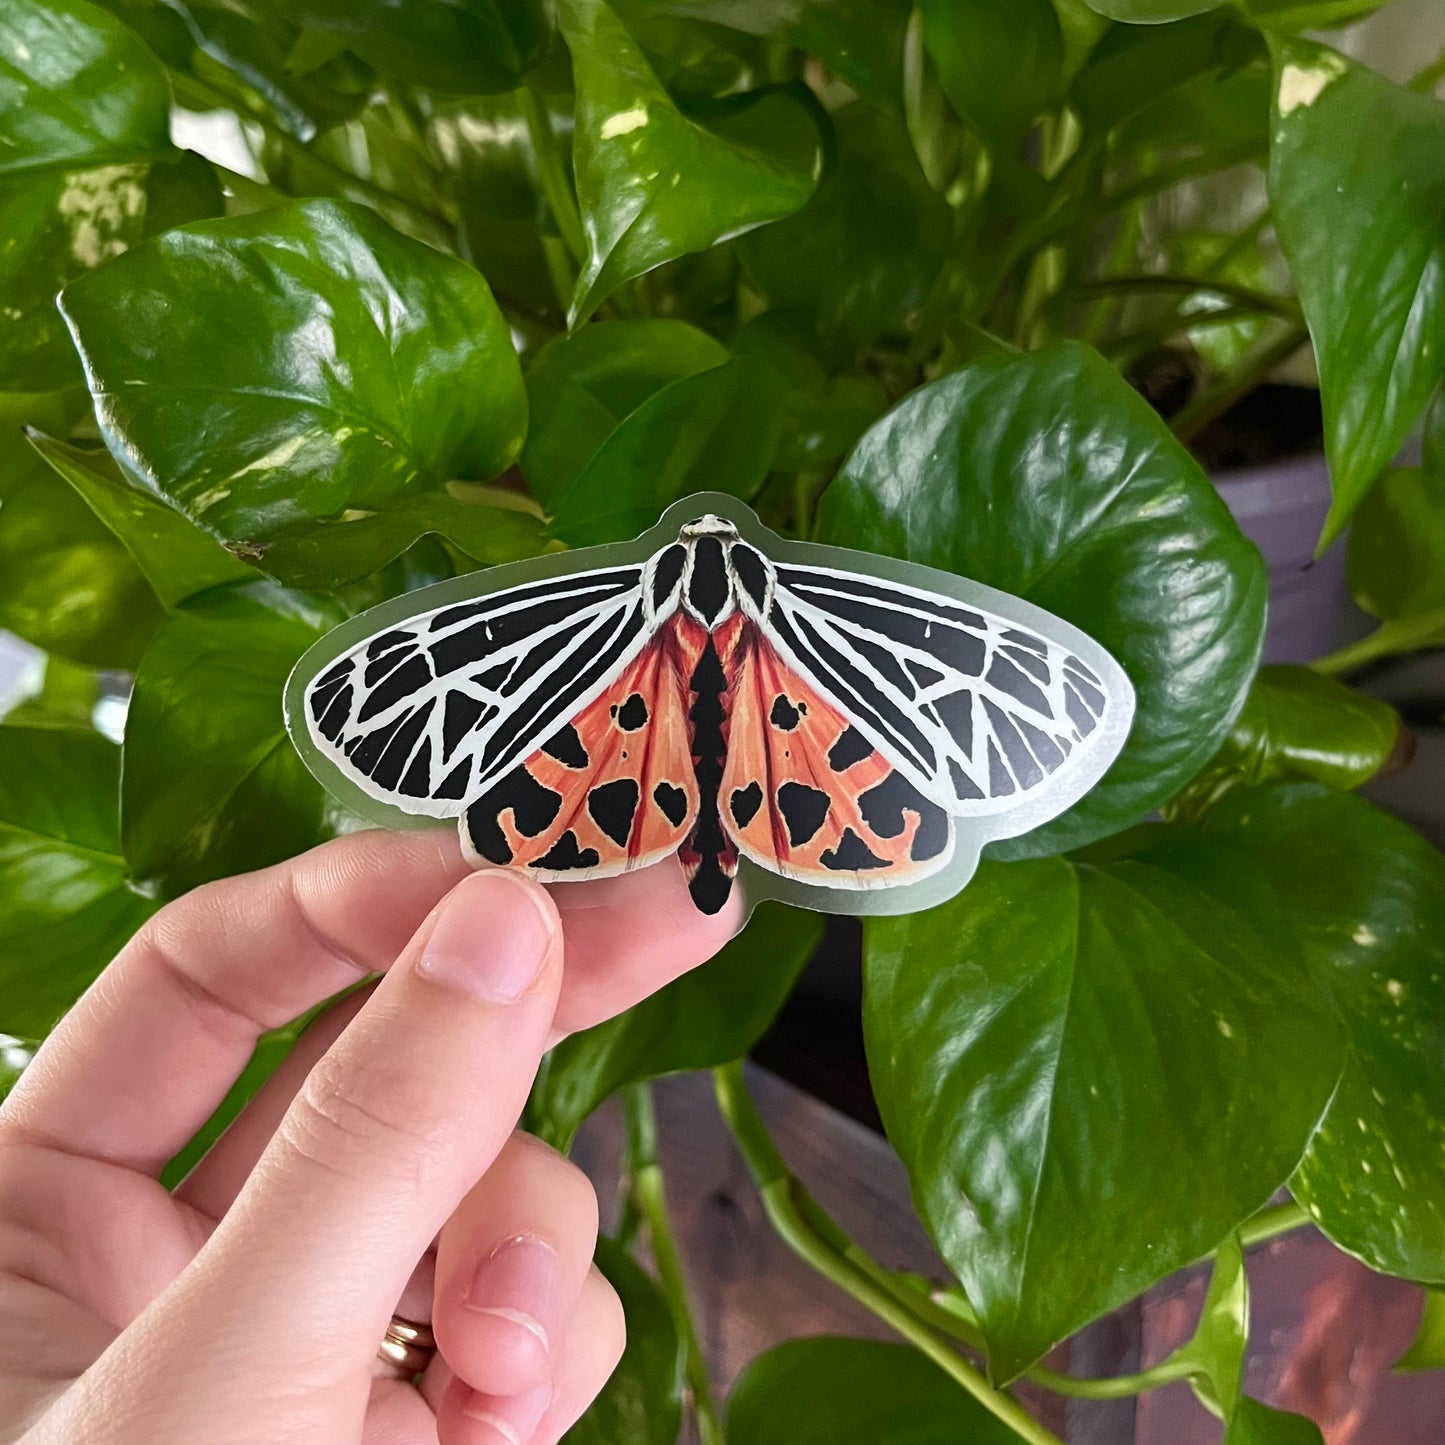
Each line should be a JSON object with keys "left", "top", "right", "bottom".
{"left": 285, "top": 495, "right": 1135, "bottom": 918}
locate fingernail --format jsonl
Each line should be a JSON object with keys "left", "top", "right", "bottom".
{"left": 460, "top": 1380, "right": 552, "bottom": 1444}
{"left": 464, "top": 1234, "right": 562, "bottom": 1358}
{"left": 419, "top": 874, "right": 554, "bottom": 1002}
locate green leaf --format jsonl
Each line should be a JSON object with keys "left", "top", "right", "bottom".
{"left": 617, "top": 0, "right": 910, "bottom": 112}
{"left": 1168, "top": 665, "right": 1399, "bottom": 820}
{"left": 0, "top": 152, "right": 224, "bottom": 392}
{"left": 27, "top": 433, "right": 253, "bottom": 608}
{"left": 0, "top": 653, "right": 102, "bottom": 731}
{"left": 727, "top": 1337, "right": 1028, "bottom": 1445}
{"left": 817, "top": 340, "right": 1267, "bottom": 858}
{"left": 1347, "top": 464, "right": 1445, "bottom": 622}
{"left": 731, "top": 316, "right": 889, "bottom": 473}
{"left": 0, "top": 0, "right": 172, "bottom": 176}
{"left": 919, "top": 0, "right": 1063, "bottom": 152}
{"left": 1267, "top": 39, "right": 1445, "bottom": 547}
{"left": 0, "top": 1034, "right": 37, "bottom": 1103}
{"left": 1080, "top": 0, "right": 1223, "bottom": 19}
{"left": 563, "top": 1238, "right": 683, "bottom": 1445}
{"left": 736, "top": 105, "right": 952, "bottom": 366}
{"left": 58, "top": 199, "right": 528, "bottom": 569}
{"left": 1244, "top": 0, "right": 1383, "bottom": 27}
{"left": 559, "top": 0, "right": 822, "bottom": 325}
{"left": 1243, "top": 790, "right": 1445, "bottom": 1284}
{"left": 547, "top": 352, "right": 784, "bottom": 545}
{"left": 1396, "top": 1288, "right": 1445, "bottom": 1372}
{"left": 0, "top": 417, "right": 163, "bottom": 668}
{"left": 121, "top": 580, "right": 343, "bottom": 896}
{"left": 1179, "top": 1239, "right": 1326, "bottom": 1443}
{"left": 0, "top": 724, "right": 156, "bottom": 1037}
{"left": 283, "top": 0, "right": 549, "bottom": 95}
{"left": 529, "top": 902, "right": 820, "bottom": 1151}
{"left": 169, "top": 0, "right": 375, "bottom": 143}
{"left": 864, "top": 814, "right": 1343, "bottom": 1378}
{"left": 522, "top": 319, "right": 729, "bottom": 511}
{"left": 1069, "top": 11, "right": 1260, "bottom": 135}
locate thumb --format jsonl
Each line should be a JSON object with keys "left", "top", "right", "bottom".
{"left": 176, "top": 869, "right": 562, "bottom": 1373}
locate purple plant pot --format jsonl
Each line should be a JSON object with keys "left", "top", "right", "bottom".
{"left": 1213, "top": 453, "right": 1350, "bottom": 664}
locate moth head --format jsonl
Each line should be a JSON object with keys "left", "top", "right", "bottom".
{"left": 679, "top": 514, "right": 739, "bottom": 542}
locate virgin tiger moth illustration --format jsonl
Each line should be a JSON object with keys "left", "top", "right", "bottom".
{"left": 293, "top": 501, "right": 1133, "bottom": 916}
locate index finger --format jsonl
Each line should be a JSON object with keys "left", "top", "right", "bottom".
{"left": 0, "top": 829, "right": 470, "bottom": 1175}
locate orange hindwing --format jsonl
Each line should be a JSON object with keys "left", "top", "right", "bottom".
{"left": 716, "top": 623, "right": 955, "bottom": 888}
{"left": 461, "top": 635, "right": 699, "bottom": 880}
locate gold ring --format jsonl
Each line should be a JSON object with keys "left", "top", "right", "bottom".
{"left": 377, "top": 1315, "right": 436, "bottom": 1378}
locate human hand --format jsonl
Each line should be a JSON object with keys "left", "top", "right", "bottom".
{"left": 0, "top": 831, "right": 739, "bottom": 1445}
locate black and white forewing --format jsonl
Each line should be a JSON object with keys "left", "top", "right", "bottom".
{"left": 766, "top": 565, "right": 1119, "bottom": 816}
{"left": 304, "top": 565, "right": 649, "bottom": 818}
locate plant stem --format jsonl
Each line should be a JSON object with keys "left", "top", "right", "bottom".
{"left": 518, "top": 82, "right": 587, "bottom": 269}
{"left": 1313, "top": 609, "right": 1445, "bottom": 676}
{"left": 1237, "top": 1199, "right": 1312, "bottom": 1250}
{"left": 713, "top": 1064, "right": 1065, "bottom": 1445}
{"left": 1411, "top": 46, "right": 1445, "bottom": 94}
{"left": 1028, "top": 1354, "right": 1197, "bottom": 1401}
{"left": 169, "top": 70, "right": 458, "bottom": 252}
{"left": 623, "top": 1084, "right": 725, "bottom": 1445}
{"left": 1170, "top": 324, "right": 1311, "bottom": 444}
{"left": 1076, "top": 274, "right": 1301, "bottom": 324}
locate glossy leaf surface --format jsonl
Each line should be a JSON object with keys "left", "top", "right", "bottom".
{"left": 28, "top": 433, "right": 253, "bottom": 608}
{"left": 286, "top": 0, "right": 549, "bottom": 95}
{"left": 529, "top": 901, "right": 820, "bottom": 1150}
{"left": 818, "top": 341, "right": 1267, "bottom": 857}
{"left": 121, "top": 581, "right": 342, "bottom": 896}
{"left": 728, "top": 1337, "right": 1027, "bottom": 1445}
{"left": 0, "top": 153, "right": 223, "bottom": 391}
{"left": 865, "top": 807, "right": 1342, "bottom": 1378}
{"left": 0, "top": 0, "right": 172, "bottom": 175}
{"left": 59, "top": 200, "right": 527, "bottom": 562}
{"left": 737, "top": 105, "right": 952, "bottom": 364}
{"left": 522, "top": 319, "right": 728, "bottom": 510}
{"left": 1267, "top": 39, "right": 1445, "bottom": 546}
{"left": 1347, "top": 464, "right": 1445, "bottom": 622}
{"left": 547, "top": 353, "right": 783, "bottom": 545}
{"left": 559, "top": 0, "right": 821, "bottom": 324}
{"left": 0, "top": 725, "right": 154, "bottom": 1036}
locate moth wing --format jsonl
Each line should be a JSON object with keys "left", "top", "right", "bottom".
{"left": 766, "top": 563, "right": 1125, "bottom": 817}
{"left": 718, "top": 624, "right": 955, "bottom": 889}
{"left": 303, "top": 564, "right": 648, "bottom": 819}
{"left": 461, "top": 629, "right": 699, "bottom": 882}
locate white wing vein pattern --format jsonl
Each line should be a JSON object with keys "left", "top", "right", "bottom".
{"left": 304, "top": 565, "right": 649, "bottom": 819}
{"left": 766, "top": 565, "right": 1113, "bottom": 815}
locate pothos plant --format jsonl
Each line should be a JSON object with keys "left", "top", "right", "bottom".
{"left": 2, "top": 0, "right": 1444, "bottom": 1439}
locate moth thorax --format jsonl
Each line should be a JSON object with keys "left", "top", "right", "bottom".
{"left": 683, "top": 533, "right": 735, "bottom": 626}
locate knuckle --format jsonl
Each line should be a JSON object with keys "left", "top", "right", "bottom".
{"left": 278, "top": 1052, "right": 454, "bottom": 1188}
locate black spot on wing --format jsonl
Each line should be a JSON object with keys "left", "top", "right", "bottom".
{"left": 821, "top": 829, "right": 890, "bottom": 871}
{"left": 543, "top": 724, "right": 589, "bottom": 769}
{"left": 827, "top": 726, "right": 874, "bottom": 772}
{"left": 531, "top": 830, "right": 601, "bottom": 871}
{"left": 1064, "top": 681, "right": 1100, "bottom": 738}
{"left": 777, "top": 781, "right": 830, "bottom": 847}
{"left": 983, "top": 699, "right": 1045, "bottom": 789}
{"left": 1066, "top": 666, "right": 1107, "bottom": 715}
{"left": 465, "top": 767, "right": 563, "bottom": 864}
{"left": 1001, "top": 643, "right": 1051, "bottom": 684}
{"left": 436, "top": 758, "right": 470, "bottom": 800}
{"left": 653, "top": 782, "right": 689, "bottom": 828}
{"left": 858, "top": 773, "right": 950, "bottom": 862}
{"left": 986, "top": 739, "right": 1015, "bottom": 796}
{"left": 1013, "top": 715, "right": 1066, "bottom": 773}
{"left": 314, "top": 658, "right": 353, "bottom": 692}
{"left": 769, "top": 694, "right": 805, "bottom": 731}
{"left": 932, "top": 690, "right": 974, "bottom": 757}
{"left": 729, "top": 782, "right": 763, "bottom": 828}
{"left": 1065, "top": 654, "right": 1104, "bottom": 688}
{"left": 615, "top": 693, "right": 649, "bottom": 731}
{"left": 588, "top": 778, "right": 640, "bottom": 847}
